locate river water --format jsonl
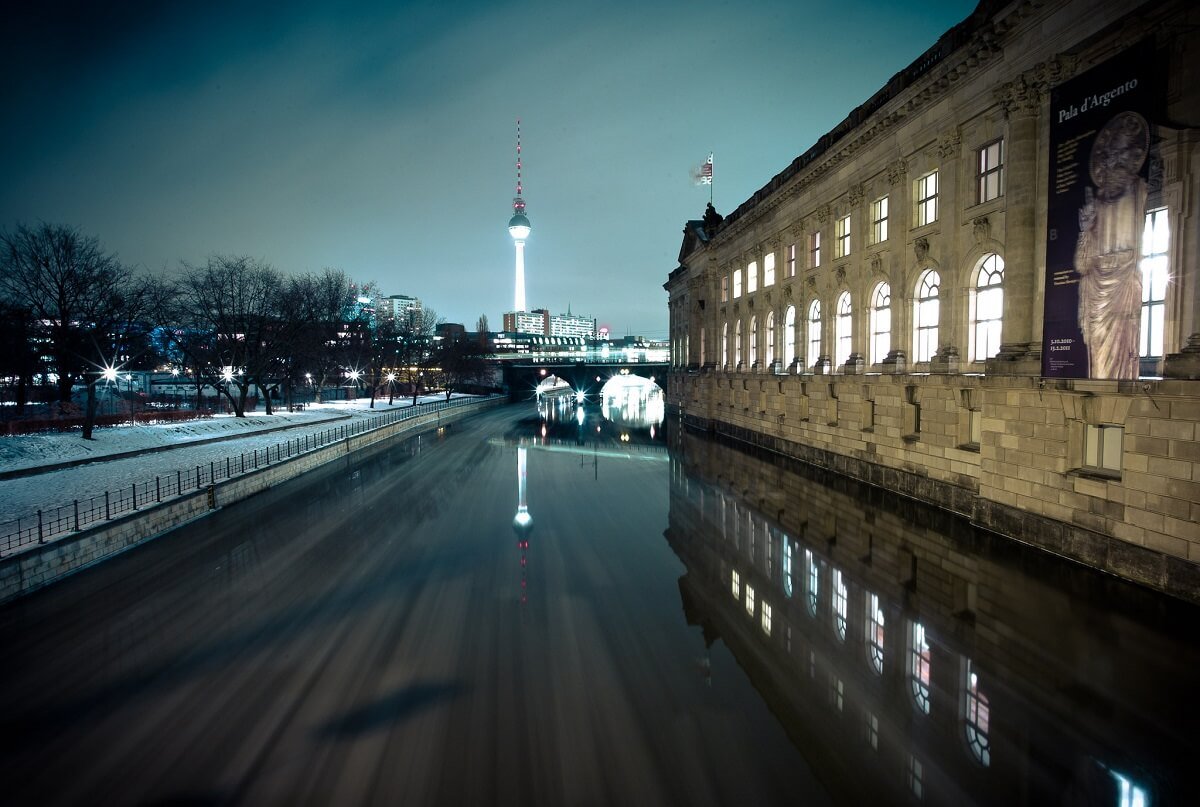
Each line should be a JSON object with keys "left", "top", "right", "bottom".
{"left": 0, "top": 393, "right": 1194, "bottom": 805}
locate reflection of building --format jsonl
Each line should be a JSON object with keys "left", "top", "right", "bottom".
{"left": 664, "top": 0, "right": 1200, "bottom": 601}
{"left": 513, "top": 445, "right": 532, "bottom": 605}
{"left": 667, "top": 427, "right": 1196, "bottom": 804}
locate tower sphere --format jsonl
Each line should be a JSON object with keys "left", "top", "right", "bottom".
{"left": 508, "top": 213, "right": 531, "bottom": 240}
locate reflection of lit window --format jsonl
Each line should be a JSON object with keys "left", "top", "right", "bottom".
{"left": 833, "top": 569, "right": 848, "bottom": 640}
{"left": 805, "top": 549, "right": 819, "bottom": 616}
{"left": 731, "top": 569, "right": 741, "bottom": 599}
{"left": 964, "top": 659, "right": 991, "bottom": 767}
{"left": 910, "top": 621, "right": 931, "bottom": 714}
{"left": 867, "top": 592, "right": 884, "bottom": 674}
{"left": 1111, "top": 770, "right": 1149, "bottom": 807}
{"left": 866, "top": 712, "right": 879, "bottom": 750}
{"left": 745, "top": 584, "right": 756, "bottom": 616}
{"left": 761, "top": 601, "right": 772, "bottom": 635}
{"left": 830, "top": 676, "right": 844, "bottom": 711}
{"left": 782, "top": 537, "right": 793, "bottom": 598}
{"left": 908, "top": 754, "right": 924, "bottom": 800}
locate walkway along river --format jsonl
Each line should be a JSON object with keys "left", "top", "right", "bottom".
{"left": 0, "top": 401, "right": 1194, "bottom": 805}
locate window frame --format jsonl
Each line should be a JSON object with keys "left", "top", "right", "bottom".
{"left": 1140, "top": 207, "right": 1169, "bottom": 359}
{"left": 784, "top": 306, "right": 797, "bottom": 368}
{"left": 971, "top": 254, "right": 1004, "bottom": 363}
{"left": 747, "top": 260, "right": 758, "bottom": 294}
{"left": 913, "top": 270, "right": 941, "bottom": 363}
{"left": 870, "top": 282, "right": 891, "bottom": 366}
{"left": 807, "top": 299, "right": 822, "bottom": 371}
{"left": 733, "top": 268, "right": 742, "bottom": 299}
{"left": 763, "top": 252, "right": 776, "bottom": 287}
{"left": 870, "top": 195, "right": 889, "bottom": 244}
{"left": 810, "top": 231, "right": 821, "bottom": 269}
{"left": 977, "top": 139, "right": 1004, "bottom": 204}
{"left": 915, "top": 170, "right": 939, "bottom": 227}
{"left": 835, "top": 290, "right": 853, "bottom": 369}
{"left": 835, "top": 215, "right": 851, "bottom": 259}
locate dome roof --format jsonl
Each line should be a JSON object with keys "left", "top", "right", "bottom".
{"left": 508, "top": 213, "right": 531, "bottom": 230}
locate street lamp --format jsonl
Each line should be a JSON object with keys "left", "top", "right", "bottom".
{"left": 386, "top": 372, "right": 396, "bottom": 405}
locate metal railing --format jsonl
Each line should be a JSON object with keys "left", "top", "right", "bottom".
{"left": 0, "top": 395, "right": 501, "bottom": 557}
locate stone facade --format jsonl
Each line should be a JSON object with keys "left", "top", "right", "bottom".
{"left": 664, "top": 0, "right": 1200, "bottom": 601}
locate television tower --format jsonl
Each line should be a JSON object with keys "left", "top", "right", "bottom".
{"left": 508, "top": 119, "right": 531, "bottom": 313}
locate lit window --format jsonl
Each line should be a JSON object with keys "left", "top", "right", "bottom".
{"left": 1111, "top": 770, "right": 1150, "bottom": 807}
{"left": 833, "top": 568, "right": 848, "bottom": 641}
{"left": 870, "top": 282, "right": 891, "bottom": 366}
{"left": 735, "top": 320, "right": 742, "bottom": 366}
{"left": 908, "top": 754, "right": 924, "bottom": 800}
{"left": 1141, "top": 208, "right": 1169, "bottom": 359}
{"left": 721, "top": 275, "right": 729, "bottom": 302}
{"left": 782, "top": 537, "right": 793, "bottom": 598}
{"left": 761, "top": 601, "right": 773, "bottom": 635}
{"left": 745, "top": 584, "right": 755, "bottom": 616}
{"left": 913, "top": 270, "right": 941, "bottom": 363}
{"left": 721, "top": 322, "right": 728, "bottom": 367}
{"left": 915, "top": 171, "right": 938, "bottom": 227}
{"left": 764, "top": 252, "right": 776, "bottom": 287}
{"left": 765, "top": 311, "right": 775, "bottom": 367}
{"left": 866, "top": 712, "right": 879, "bottom": 750}
{"left": 747, "top": 261, "right": 758, "bottom": 294}
{"left": 978, "top": 140, "right": 1004, "bottom": 203}
{"left": 731, "top": 568, "right": 741, "bottom": 599}
{"left": 910, "top": 621, "right": 931, "bottom": 714}
{"left": 808, "top": 300, "right": 822, "bottom": 371}
{"left": 972, "top": 254, "right": 1004, "bottom": 362}
{"left": 867, "top": 592, "right": 885, "bottom": 674}
{"left": 749, "top": 315, "right": 758, "bottom": 366}
{"left": 1084, "top": 424, "right": 1123, "bottom": 475}
{"left": 835, "top": 215, "right": 851, "bottom": 258}
{"left": 784, "top": 306, "right": 797, "bottom": 367}
{"left": 871, "top": 196, "right": 889, "bottom": 244}
{"left": 835, "top": 291, "right": 852, "bottom": 370}
{"left": 787, "top": 244, "right": 797, "bottom": 277}
{"left": 805, "top": 548, "right": 819, "bottom": 616}
{"left": 810, "top": 231, "right": 821, "bottom": 268}
{"left": 733, "top": 268, "right": 742, "bottom": 299}
{"left": 964, "top": 659, "right": 991, "bottom": 767}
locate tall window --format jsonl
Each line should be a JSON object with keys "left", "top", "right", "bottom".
{"left": 913, "top": 270, "right": 941, "bottom": 363}
{"left": 747, "top": 261, "right": 758, "bottom": 293}
{"left": 805, "top": 548, "right": 819, "bottom": 616}
{"left": 731, "top": 568, "right": 740, "bottom": 599}
{"left": 761, "top": 601, "right": 773, "bottom": 635}
{"left": 784, "top": 306, "right": 797, "bottom": 367}
{"left": 787, "top": 244, "right": 797, "bottom": 277}
{"left": 978, "top": 139, "right": 1004, "bottom": 203}
{"left": 721, "top": 275, "right": 729, "bottom": 302}
{"left": 870, "top": 282, "right": 891, "bottom": 366}
{"left": 782, "top": 536, "right": 793, "bottom": 597}
{"left": 915, "top": 171, "right": 938, "bottom": 227}
{"left": 866, "top": 593, "right": 885, "bottom": 674}
{"left": 733, "top": 268, "right": 743, "bottom": 299}
{"left": 964, "top": 659, "right": 991, "bottom": 766}
{"left": 745, "top": 583, "right": 756, "bottom": 616}
{"left": 735, "top": 320, "right": 743, "bottom": 366}
{"left": 765, "top": 311, "right": 775, "bottom": 367}
{"left": 810, "top": 231, "right": 821, "bottom": 268}
{"left": 871, "top": 196, "right": 889, "bottom": 244}
{"left": 910, "top": 621, "right": 931, "bottom": 714}
{"left": 749, "top": 316, "right": 758, "bottom": 366}
{"left": 721, "top": 322, "right": 728, "bottom": 367}
{"left": 808, "top": 300, "right": 822, "bottom": 370}
{"left": 832, "top": 569, "right": 848, "bottom": 641}
{"left": 972, "top": 254, "right": 1004, "bottom": 362}
{"left": 764, "top": 252, "right": 776, "bottom": 287}
{"left": 1141, "top": 208, "right": 1170, "bottom": 358}
{"left": 835, "top": 291, "right": 853, "bottom": 370}
{"left": 835, "top": 215, "right": 851, "bottom": 258}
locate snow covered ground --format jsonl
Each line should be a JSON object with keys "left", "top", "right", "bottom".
{"left": 0, "top": 395, "right": 473, "bottom": 529}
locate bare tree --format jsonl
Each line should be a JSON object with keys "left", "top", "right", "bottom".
{"left": 394, "top": 305, "right": 442, "bottom": 403}
{"left": 477, "top": 313, "right": 489, "bottom": 333}
{"left": 0, "top": 223, "right": 151, "bottom": 438}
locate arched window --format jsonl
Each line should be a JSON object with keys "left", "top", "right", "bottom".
{"left": 782, "top": 536, "right": 793, "bottom": 598}
{"left": 870, "top": 282, "right": 891, "bottom": 366}
{"left": 1141, "top": 208, "right": 1170, "bottom": 358}
{"left": 784, "top": 306, "right": 797, "bottom": 367}
{"left": 964, "top": 659, "right": 991, "bottom": 766}
{"left": 909, "top": 621, "right": 931, "bottom": 714}
{"left": 805, "top": 548, "right": 819, "bottom": 617}
{"left": 913, "top": 270, "right": 941, "bottom": 363}
{"left": 765, "top": 311, "right": 776, "bottom": 367}
{"left": 721, "top": 322, "right": 728, "bottom": 367}
{"left": 749, "top": 315, "right": 758, "bottom": 366}
{"left": 735, "top": 320, "right": 743, "bottom": 367}
{"left": 808, "top": 300, "right": 822, "bottom": 371}
{"left": 832, "top": 568, "right": 848, "bottom": 641}
{"left": 866, "top": 592, "right": 884, "bottom": 674}
{"left": 971, "top": 254, "right": 1004, "bottom": 362}
{"left": 835, "top": 291, "right": 853, "bottom": 369}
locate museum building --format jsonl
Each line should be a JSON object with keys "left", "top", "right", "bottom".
{"left": 664, "top": 0, "right": 1200, "bottom": 601}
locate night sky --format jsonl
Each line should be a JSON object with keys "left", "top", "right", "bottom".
{"left": 1, "top": 0, "right": 976, "bottom": 337}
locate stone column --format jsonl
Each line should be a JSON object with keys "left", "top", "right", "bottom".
{"left": 1163, "top": 131, "right": 1200, "bottom": 378}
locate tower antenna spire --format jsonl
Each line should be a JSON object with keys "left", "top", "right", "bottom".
{"left": 508, "top": 118, "right": 531, "bottom": 313}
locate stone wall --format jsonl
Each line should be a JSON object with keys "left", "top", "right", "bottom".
{"left": 0, "top": 399, "right": 505, "bottom": 604}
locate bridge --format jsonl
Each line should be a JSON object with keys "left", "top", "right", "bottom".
{"left": 498, "top": 354, "right": 669, "bottom": 402}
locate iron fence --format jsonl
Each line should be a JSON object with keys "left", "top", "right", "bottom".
{"left": 0, "top": 395, "right": 500, "bottom": 557}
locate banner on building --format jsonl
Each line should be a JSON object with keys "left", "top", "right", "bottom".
{"left": 1042, "top": 41, "right": 1156, "bottom": 379}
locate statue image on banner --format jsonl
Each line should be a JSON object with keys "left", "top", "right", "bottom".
{"left": 1074, "top": 110, "right": 1149, "bottom": 379}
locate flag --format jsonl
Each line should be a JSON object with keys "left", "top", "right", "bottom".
{"left": 691, "top": 152, "right": 713, "bottom": 186}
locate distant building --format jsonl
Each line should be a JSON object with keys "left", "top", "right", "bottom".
{"left": 379, "top": 294, "right": 422, "bottom": 324}
{"left": 503, "top": 308, "right": 595, "bottom": 339}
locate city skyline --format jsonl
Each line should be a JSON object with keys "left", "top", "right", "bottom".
{"left": 0, "top": 0, "right": 976, "bottom": 336}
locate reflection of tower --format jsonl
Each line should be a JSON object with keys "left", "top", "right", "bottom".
{"left": 513, "top": 444, "right": 533, "bottom": 604}
{"left": 508, "top": 119, "right": 531, "bottom": 313}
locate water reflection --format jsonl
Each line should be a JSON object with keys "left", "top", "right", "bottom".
{"left": 667, "top": 426, "right": 1196, "bottom": 806}
{"left": 513, "top": 445, "right": 532, "bottom": 606}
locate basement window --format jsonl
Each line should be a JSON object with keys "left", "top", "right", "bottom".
{"left": 1084, "top": 424, "right": 1123, "bottom": 477}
